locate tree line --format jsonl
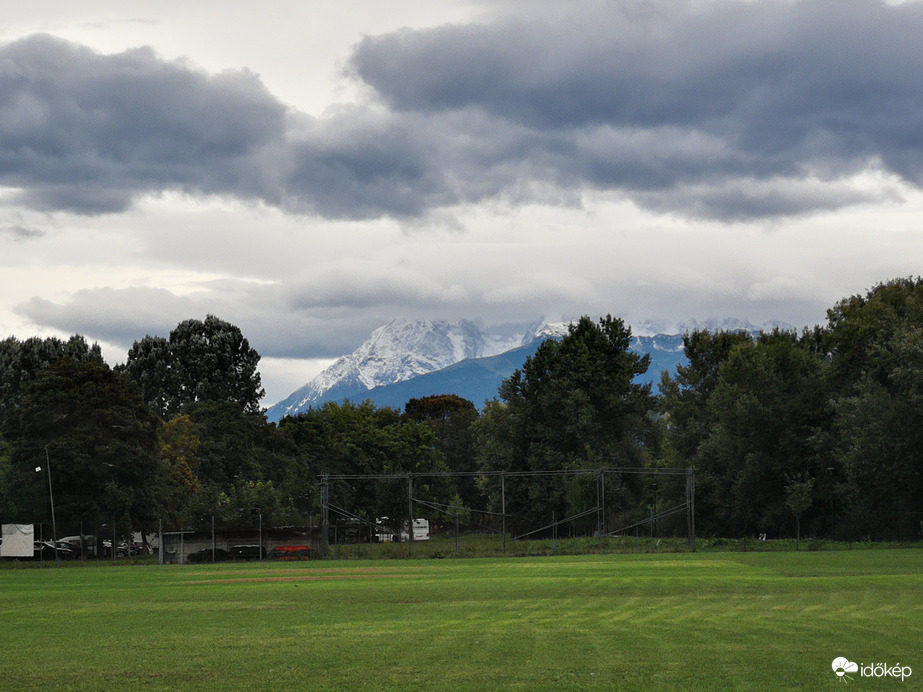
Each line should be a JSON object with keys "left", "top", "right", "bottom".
{"left": 1, "top": 279, "right": 921, "bottom": 542}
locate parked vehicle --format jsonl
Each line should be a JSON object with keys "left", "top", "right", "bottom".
{"left": 101, "top": 540, "right": 129, "bottom": 558}
{"left": 186, "top": 547, "right": 231, "bottom": 564}
{"left": 374, "top": 518, "right": 430, "bottom": 542}
{"left": 58, "top": 535, "right": 95, "bottom": 558}
{"left": 31, "top": 541, "right": 78, "bottom": 560}
{"left": 230, "top": 544, "right": 264, "bottom": 560}
{"left": 268, "top": 545, "right": 317, "bottom": 560}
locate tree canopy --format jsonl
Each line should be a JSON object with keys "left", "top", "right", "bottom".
{"left": 120, "top": 315, "right": 264, "bottom": 419}
{"left": 5, "top": 359, "right": 159, "bottom": 528}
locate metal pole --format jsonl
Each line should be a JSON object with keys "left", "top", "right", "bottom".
{"left": 212, "top": 515, "right": 216, "bottom": 564}
{"left": 259, "top": 513, "right": 263, "bottom": 560}
{"left": 180, "top": 527, "right": 184, "bottom": 565}
{"left": 80, "top": 520, "right": 85, "bottom": 561}
{"left": 320, "top": 474, "right": 328, "bottom": 559}
{"left": 158, "top": 518, "right": 163, "bottom": 565}
{"left": 601, "top": 471, "right": 606, "bottom": 536}
{"left": 455, "top": 502, "right": 460, "bottom": 556}
{"left": 501, "top": 472, "right": 506, "bottom": 555}
{"left": 407, "top": 474, "right": 414, "bottom": 557}
{"left": 596, "top": 469, "right": 603, "bottom": 550}
{"left": 649, "top": 505, "right": 654, "bottom": 550}
{"left": 689, "top": 468, "right": 696, "bottom": 551}
{"left": 113, "top": 520, "right": 117, "bottom": 562}
{"left": 552, "top": 511, "right": 557, "bottom": 555}
{"left": 44, "top": 447, "right": 58, "bottom": 565}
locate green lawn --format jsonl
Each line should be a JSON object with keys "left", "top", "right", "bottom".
{"left": 1, "top": 550, "right": 920, "bottom": 690}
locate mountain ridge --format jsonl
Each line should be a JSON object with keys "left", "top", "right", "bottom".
{"left": 264, "top": 319, "right": 702, "bottom": 421}
{"left": 266, "top": 319, "right": 570, "bottom": 420}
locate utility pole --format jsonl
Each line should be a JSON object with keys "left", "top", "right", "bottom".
{"left": 407, "top": 474, "right": 414, "bottom": 557}
{"left": 320, "top": 474, "right": 329, "bottom": 559}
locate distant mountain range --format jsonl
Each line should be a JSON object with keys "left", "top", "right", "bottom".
{"left": 265, "top": 319, "right": 698, "bottom": 422}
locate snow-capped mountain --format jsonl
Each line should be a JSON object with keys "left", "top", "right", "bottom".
{"left": 267, "top": 319, "right": 569, "bottom": 420}
{"left": 631, "top": 318, "right": 794, "bottom": 337}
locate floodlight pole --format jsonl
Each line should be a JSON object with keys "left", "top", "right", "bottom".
{"left": 407, "top": 473, "right": 414, "bottom": 557}
{"left": 320, "top": 474, "right": 329, "bottom": 558}
{"left": 687, "top": 467, "right": 696, "bottom": 551}
{"left": 501, "top": 472, "right": 506, "bottom": 555}
{"left": 42, "top": 447, "right": 59, "bottom": 565}
{"left": 596, "top": 469, "right": 603, "bottom": 550}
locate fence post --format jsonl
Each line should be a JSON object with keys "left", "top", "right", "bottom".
{"left": 597, "top": 470, "right": 602, "bottom": 550}
{"left": 601, "top": 470, "right": 606, "bottom": 536}
{"left": 407, "top": 473, "right": 414, "bottom": 557}
{"left": 501, "top": 472, "right": 506, "bottom": 556}
{"left": 687, "top": 467, "right": 696, "bottom": 551}
{"left": 320, "top": 474, "right": 328, "bottom": 559}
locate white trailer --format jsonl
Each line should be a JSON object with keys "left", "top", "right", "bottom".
{"left": 374, "top": 518, "right": 430, "bottom": 542}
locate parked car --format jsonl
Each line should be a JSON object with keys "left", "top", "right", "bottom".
{"left": 31, "top": 541, "right": 78, "bottom": 560}
{"left": 186, "top": 547, "right": 231, "bottom": 564}
{"left": 58, "top": 535, "right": 95, "bottom": 558}
{"left": 101, "top": 540, "right": 129, "bottom": 558}
{"left": 230, "top": 545, "right": 263, "bottom": 560}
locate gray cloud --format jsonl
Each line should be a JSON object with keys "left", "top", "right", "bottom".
{"left": 348, "top": 0, "right": 923, "bottom": 218}
{"left": 4, "top": 1, "right": 923, "bottom": 221}
{"left": 0, "top": 34, "right": 287, "bottom": 213}
{"left": 14, "top": 283, "right": 407, "bottom": 360}
{"left": 1, "top": 223, "right": 44, "bottom": 240}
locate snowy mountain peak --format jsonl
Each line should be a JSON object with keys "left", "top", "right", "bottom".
{"left": 267, "top": 318, "right": 572, "bottom": 420}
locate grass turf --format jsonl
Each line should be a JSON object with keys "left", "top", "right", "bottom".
{"left": 1, "top": 549, "right": 920, "bottom": 690}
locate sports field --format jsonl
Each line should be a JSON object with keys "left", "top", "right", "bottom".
{"left": 1, "top": 549, "right": 920, "bottom": 690}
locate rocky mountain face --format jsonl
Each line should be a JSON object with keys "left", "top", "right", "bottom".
{"left": 266, "top": 319, "right": 569, "bottom": 421}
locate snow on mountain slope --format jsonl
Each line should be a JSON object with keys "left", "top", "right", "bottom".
{"left": 267, "top": 319, "right": 569, "bottom": 420}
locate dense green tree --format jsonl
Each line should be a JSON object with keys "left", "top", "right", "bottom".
{"left": 816, "top": 279, "right": 923, "bottom": 539}
{"left": 171, "top": 401, "right": 305, "bottom": 528}
{"left": 830, "top": 324, "right": 923, "bottom": 539}
{"left": 154, "top": 414, "right": 202, "bottom": 528}
{"left": 120, "top": 315, "right": 264, "bottom": 419}
{"left": 6, "top": 359, "right": 160, "bottom": 529}
{"left": 485, "top": 315, "right": 655, "bottom": 531}
{"left": 658, "top": 329, "right": 753, "bottom": 465}
{"left": 695, "top": 332, "right": 831, "bottom": 537}
{"left": 823, "top": 277, "right": 923, "bottom": 387}
{"left": 0, "top": 335, "right": 103, "bottom": 431}
{"left": 404, "top": 395, "right": 482, "bottom": 510}
{"left": 785, "top": 475, "right": 814, "bottom": 546}
{"left": 282, "top": 401, "right": 446, "bottom": 530}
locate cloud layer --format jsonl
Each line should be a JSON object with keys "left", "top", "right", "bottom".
{"left": 3, "top": 0, "right": 923, "bottom": 221}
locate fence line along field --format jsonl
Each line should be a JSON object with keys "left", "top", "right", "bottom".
{"left": 1, "top": 549, "right": 920, "bottom": 690}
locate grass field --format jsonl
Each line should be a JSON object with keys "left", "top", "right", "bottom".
{"left": 1, "top": 549, "right": 920, "bottom": 690}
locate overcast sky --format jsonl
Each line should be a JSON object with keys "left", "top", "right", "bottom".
{"left": 3, "top": 0, "right": 923, "bottom": 406}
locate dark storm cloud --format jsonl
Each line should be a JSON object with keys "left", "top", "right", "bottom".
{"left": 0, "top": 34, "right": 287, "bottom": 213}
{"left": 348, "top": 0, "right": 923, "bottom": 218}
{"left": 4, "top": 1, "right": 923, "bottom": 221}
